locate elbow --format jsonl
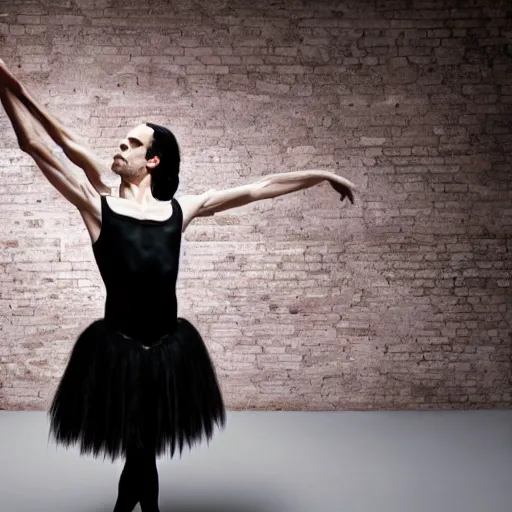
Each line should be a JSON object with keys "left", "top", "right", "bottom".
{"left": 20, "top": 138, "right": 46, "bottom": 158}
{"left": 250, "top": 180, "right": 269, "bottom": 201}
{"left": 19, "top": 138, "right": 35, "bottom": 154}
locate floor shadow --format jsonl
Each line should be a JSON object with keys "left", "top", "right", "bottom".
{"left": 94, "top": 493, "right": 285, "bottom": 512}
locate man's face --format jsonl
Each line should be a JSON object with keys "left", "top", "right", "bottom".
{"left": 111, "top": 124, "right": 155, "bottom": 178}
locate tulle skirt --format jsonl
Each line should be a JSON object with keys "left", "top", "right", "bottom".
{"left": 47, "top": 317, "right": 226, "bottom": 462}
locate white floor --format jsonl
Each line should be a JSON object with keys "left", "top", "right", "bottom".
{"left": 0, "top": 410, "right": 510, "bottom": 512}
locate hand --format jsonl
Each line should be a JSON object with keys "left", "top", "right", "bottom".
{"left": 0, "top": 59, "right": 22, "bottom": 94}
{"left": 328, "top": 174, "right": 357, "bottom": 204}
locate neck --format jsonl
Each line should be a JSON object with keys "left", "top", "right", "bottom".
{"left": 118, "top": 178, "right": 156, "bottom": 204}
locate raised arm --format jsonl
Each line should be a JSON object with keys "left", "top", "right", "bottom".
{"left": 0, "top": 59, "right": 111, "bottom": 195}
{"left": 0, "top": 85, "right": 97, "bottom": 211}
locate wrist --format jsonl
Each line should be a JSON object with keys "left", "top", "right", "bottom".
{"left": 2, "top": 71, "right": 22, "bottom": 96}
{"left": 306, "top": 169, "right": 334, "bottom": 181}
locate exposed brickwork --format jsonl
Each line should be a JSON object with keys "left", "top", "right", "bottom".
{"left": 0, "top": 0, "right": 510, "bottom": 411}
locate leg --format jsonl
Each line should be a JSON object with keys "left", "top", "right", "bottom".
{"left": 138, "top": 448, "right": 160, "bottom": 512}
{"left": 112, "top": 446, "right": 143, "bottom": 512}
{"left": 113, "top": 442, "right": 160, "bottom": 512}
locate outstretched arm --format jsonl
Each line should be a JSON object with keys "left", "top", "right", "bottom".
{"left": 188, "top": 169, "right": 357, "bottom": 219}
{"left": 0, "top": 59, "right": 111, "bottom": 194}
{"left": 199, "top": 170, "right": 356, "bottom": 216}
{"left": 253, "top": 169, "right": 356, "bottom": 204}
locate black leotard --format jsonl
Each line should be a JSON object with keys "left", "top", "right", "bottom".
{"left": 92, "top": 194, "right": 183, "bottom": 341}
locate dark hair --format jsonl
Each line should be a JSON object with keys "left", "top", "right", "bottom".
{"left": 145, "top": 122, "right": 180, "bottom": 201}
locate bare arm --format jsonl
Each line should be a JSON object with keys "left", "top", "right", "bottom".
{"left": 0, "top": 86, "right": 97, "bottom": 210}
{"left": 0, "top": 59, "right": 111, "bottom": 194}
{"left": 193, "top": 170, "right": 357, "bottom": 217}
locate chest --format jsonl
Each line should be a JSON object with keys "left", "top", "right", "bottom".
{"left": 106, "top": 195, "right": 174, "bottom": 221}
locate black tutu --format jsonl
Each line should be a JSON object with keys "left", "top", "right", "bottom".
{"left": 47, "top": 317, "right": 226, "bottom": 462}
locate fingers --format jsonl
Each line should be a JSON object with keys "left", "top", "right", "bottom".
{"left": 0, "top": 65, "right": 20, "bottom": 93}
{"left": 339, "top": 188, "right": 355, "bottom": 205}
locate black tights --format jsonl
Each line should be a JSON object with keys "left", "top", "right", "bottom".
{"left": 113, "top": 442, "right": 160, "bottom": 512}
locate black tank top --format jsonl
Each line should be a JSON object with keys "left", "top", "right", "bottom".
{"left": 92, "top": 194, "right": 183, "bottom": 341}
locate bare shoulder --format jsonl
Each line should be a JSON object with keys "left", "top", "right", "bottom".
{"left": 178, "top": 192, "right": 215, "bottom": 215}
{"left": 76, "top": 184, "right": 113, "bottom": 245}
{"left": 79, "top": 182, "right": 112, "bottom": 216}
{"left": 176, "top": 192, "right": 215, "bottom": 233}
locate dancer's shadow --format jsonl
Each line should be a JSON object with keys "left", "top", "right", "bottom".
{"left": 158, "top": 507, "right": 276, "bottom": 512}
{"left": 94, "top": 491, "right": 286, "bottom": 512}
{"left": 95, "top": 501, "right": 282, "bottom": 512}
{"left": 159, "top": 504, "right": 278, "bottom": 512}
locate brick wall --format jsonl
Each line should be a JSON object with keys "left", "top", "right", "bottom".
{"left": 0, "top": 0, "right": 510, "bottom": 411}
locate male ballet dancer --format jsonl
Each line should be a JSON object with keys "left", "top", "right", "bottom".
{"left": 0, "top": 58, "right": 356, "bottom": 512}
